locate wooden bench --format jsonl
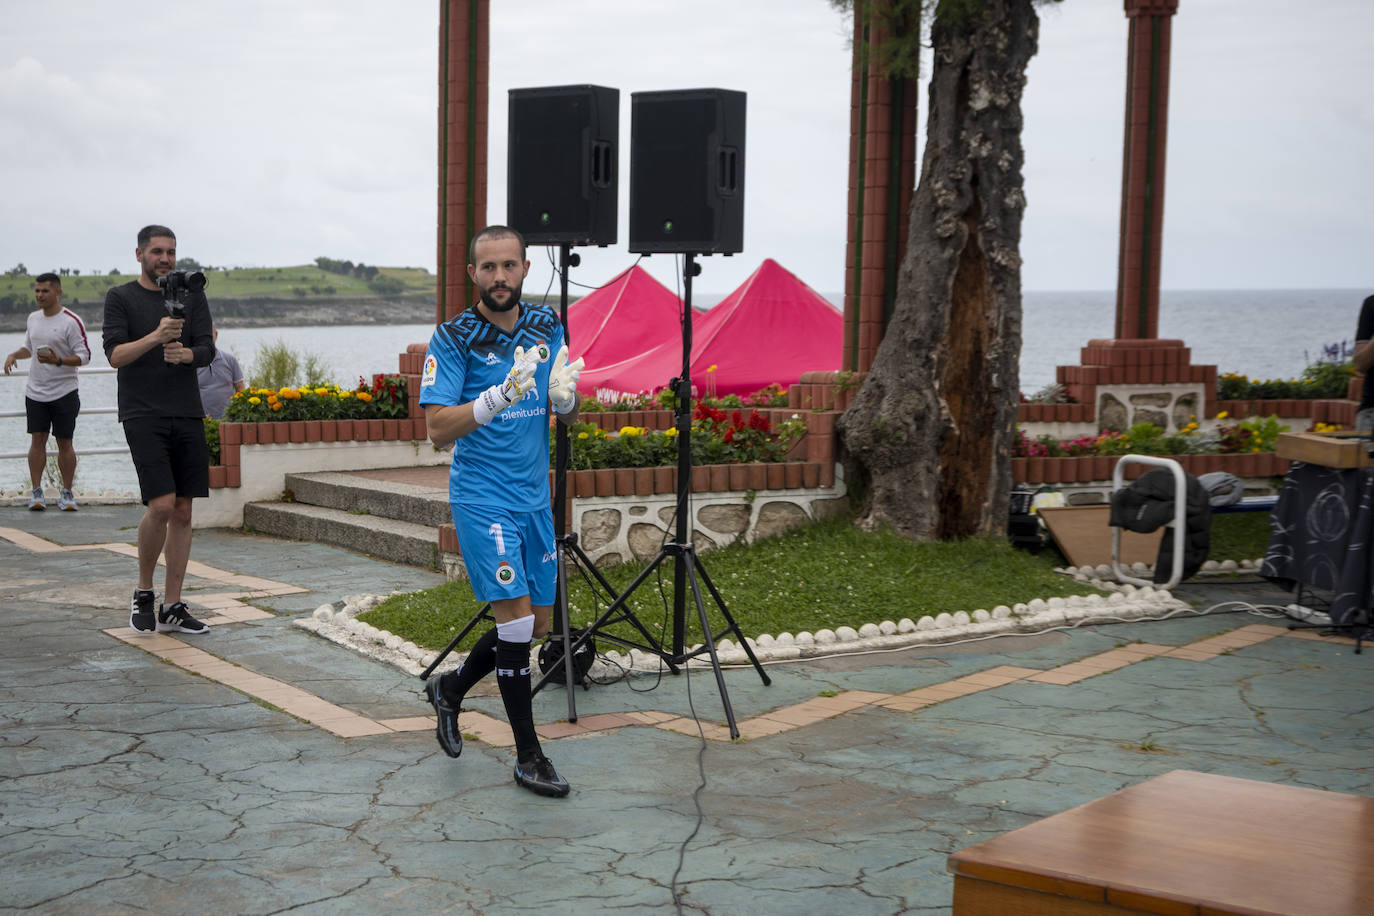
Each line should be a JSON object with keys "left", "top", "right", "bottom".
{"left": 947, "top": 769, "right": 1374, "bottom": 915}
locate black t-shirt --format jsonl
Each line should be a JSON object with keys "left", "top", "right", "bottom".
{"left": 1359, "top": 294, "right": 1374, "bottom": 411}
{"left": 101, "top": 281, "right": 216, "bottom": 421}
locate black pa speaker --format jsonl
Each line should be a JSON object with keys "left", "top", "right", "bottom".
{"left": 629, "top": 88, "right": 746, "bottom": 254}
{"left": 507, "top": 84, "right": 618, "bottom": 246}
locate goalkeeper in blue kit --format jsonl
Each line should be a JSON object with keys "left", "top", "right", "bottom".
{"left": 418, "top": 226, "right": 584, "bottom": 797}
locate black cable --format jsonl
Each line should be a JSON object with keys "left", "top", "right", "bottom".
{"left": 669, "top": 665, "right": 709, "bottom": 915}
{"left": 540, "top": 246, "right": 558, "bottom": 303}
{"left": 541, "top": 247, "right": 647, "bottom": 292}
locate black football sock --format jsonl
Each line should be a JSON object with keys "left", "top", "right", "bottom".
{"left": 441, "top": 627, "right": 499, "bottom": 704}
{"left": 495, "top": 638, "right": 541, "bottom": 763}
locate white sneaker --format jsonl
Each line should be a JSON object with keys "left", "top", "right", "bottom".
{"left": 58, "top": 489, "right": 77, "bottom": 511}
{"left": 28, "top": 487, "right": 44, "bottom": 511}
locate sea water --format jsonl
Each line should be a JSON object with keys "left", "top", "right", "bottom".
{"left": 1, "top": 288, "right": 1365, "bottom": 495}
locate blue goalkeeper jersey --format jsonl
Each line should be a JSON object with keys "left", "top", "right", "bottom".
{"left": 418, "top": 303, "right": 564, "bottom": 511}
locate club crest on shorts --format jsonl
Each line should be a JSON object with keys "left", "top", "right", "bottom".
{"left": 495, "top": 561, "right": 515, "bottom": 586}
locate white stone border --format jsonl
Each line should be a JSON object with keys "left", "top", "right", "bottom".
{"left": 294, "top": 582, "right": 1194, "bottom": 678}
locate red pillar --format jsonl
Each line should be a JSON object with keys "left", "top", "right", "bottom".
{"left": 841, "top": 3, "right": 918, "bottom": 374}
{"left": 1045, "top": 2, "right": 1223, "bottom": 425}
{"left": 1115, "top": 0, "right": 1177, "bottom": 340}
{"left": 436, "top": 0, "right": 489, "bottom": 323}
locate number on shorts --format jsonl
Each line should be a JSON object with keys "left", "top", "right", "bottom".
{"left": 489, "top": 522, "right": 506, "bottom": 556}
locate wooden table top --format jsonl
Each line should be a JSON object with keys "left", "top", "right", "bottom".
{"left": 947, "top": 769, "right": 1374, "bottom": 916}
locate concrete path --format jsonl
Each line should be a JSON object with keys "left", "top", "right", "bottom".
{"left": 2, "top": 504, "right": 1369, "bottom": 914}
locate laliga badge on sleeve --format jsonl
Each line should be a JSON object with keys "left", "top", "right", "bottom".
{"left": 421, "top": 353, "right": 438, "bottom": 387}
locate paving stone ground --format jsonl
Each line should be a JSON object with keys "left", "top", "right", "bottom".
{"left": 2, "top": 504, "right": 1370, "bottom": 915}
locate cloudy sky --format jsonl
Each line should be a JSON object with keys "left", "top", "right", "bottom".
{"left": 2, "top": 0, "right": 1370, "bottom": 297}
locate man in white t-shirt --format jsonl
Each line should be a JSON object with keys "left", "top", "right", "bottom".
{"left": 3, "top": 273, "right": 92, "bottom": 510}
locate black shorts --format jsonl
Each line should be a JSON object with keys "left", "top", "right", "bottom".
{"left": 123, "top": 416, "right": 209, "bottom": 504}
{"left": 26, "top": 390, "right": 80, "bottom": 439}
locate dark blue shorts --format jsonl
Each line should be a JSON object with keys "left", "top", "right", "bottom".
{"left": 122, "top": 416, "right": 209, "bottom": 504}
{"left": 26, "top": 390, "right": 80, "bottom": 439}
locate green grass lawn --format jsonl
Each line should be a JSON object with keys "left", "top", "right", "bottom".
{"left": 1206, "top": 510, "right": 1271, "bottom": 561}
{"left": 0, "top": 265, "right": 434, "bottom": 302}
{"left": 357, "top": 511, "right": 1273, "bottom": 654}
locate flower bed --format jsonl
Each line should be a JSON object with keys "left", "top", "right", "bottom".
{"left": 1215, "top": 350, "right": 1355, "bottom": 401}
{"left": 1015, "top": 415, "right": 1290, "bottom": 460}
{"left": 580, "top": 381, "right": 791, "bottom": 414}
{"left": 224, "top": 373, "right": 409, "bottom": 422}
{"left": 564, "top": 404, "right": 807, "bottom": 471}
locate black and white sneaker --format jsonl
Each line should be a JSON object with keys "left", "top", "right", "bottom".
{"left": 130, "top": 589, "right": 156, "bottom": 633}
{"left": 423, "top": 675, "right": 463, "bottom": 758}
{"left": 157, "top": 602, "right": 209, "bottom": 634}
{"left": 513, "top": 753, "right": 570, "bottom": 798}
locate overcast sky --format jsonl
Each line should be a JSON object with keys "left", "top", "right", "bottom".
{"left": 2, "top": 0, "right": 1370, "bottom": 297}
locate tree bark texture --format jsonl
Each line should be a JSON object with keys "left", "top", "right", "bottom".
{"left": 839, "top": 0, "right": 1038, "bottom": 540}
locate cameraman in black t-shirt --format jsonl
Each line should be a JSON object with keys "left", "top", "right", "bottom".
{"left": 1355, "top": 294, "right": 1374, "bottom": 432}
{"left": 102, "top": 225, "right": 216, "bottom": 635}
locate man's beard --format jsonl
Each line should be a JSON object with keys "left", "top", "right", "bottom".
{"left": 143, "top": 261, "right": 170, "bottom": 286}
{"left": 479, "top": 283, "right": 521, "bottom": 313}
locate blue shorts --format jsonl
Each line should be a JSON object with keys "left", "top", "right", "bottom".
{"left": 452, "top": 503, "right": 556, "bottom": 606}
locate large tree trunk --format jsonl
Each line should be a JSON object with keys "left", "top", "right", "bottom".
{"left": 839, "top": 0, "right": 1039, "bottom": 540}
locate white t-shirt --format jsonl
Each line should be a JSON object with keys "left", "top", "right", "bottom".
{"left": 23, "top": 308, "right": 92, "bottom": 401}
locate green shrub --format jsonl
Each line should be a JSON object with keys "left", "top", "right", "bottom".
{"left": 204, "top": 418, "right": 220, "bottom": 465}
{"left": 246, "top": 340, "right": 333, "bottom": 390}
{"left": 1217, "top": 346, "right": 1355, "bottom": 401}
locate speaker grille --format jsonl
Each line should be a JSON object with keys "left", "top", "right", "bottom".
{"left": 507, "top": 85, "right": 618, "bottom": 246}
{"left": 629, "top": 89, "right": 746, "bottom": 254}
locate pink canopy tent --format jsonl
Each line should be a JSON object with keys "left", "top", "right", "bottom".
{"left": 579, "top": 258, "right": 842, "bottom": 399}
{"left": 565, "top": 264, "right": 682, "bottom": 370}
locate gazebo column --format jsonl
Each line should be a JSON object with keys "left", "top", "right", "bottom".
{"left": 436, "top": 0, "right": 489, "bottom": 323}
{"left": 1043, "top": 1, "right": 1219, "bottom": 435}
{"left": 1115, "top": 0, "right": 1178, "bottom": 341}
{"left": 841, "top": 2, "right": 918, "bottom": 374}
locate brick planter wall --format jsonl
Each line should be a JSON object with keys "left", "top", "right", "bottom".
{"left": 1011, "top": 451, "right": 1291, "bottom": 487}
{"left": 209, "top": 418, "right": 429, "bottom": 488}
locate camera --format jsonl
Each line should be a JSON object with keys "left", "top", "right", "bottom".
{"left": 157, "top": 269, "right": 206, "bottom": 317}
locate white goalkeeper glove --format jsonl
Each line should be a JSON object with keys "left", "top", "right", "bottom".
{"left": 472, "top": 345, "right": 541, "bottom": 426}
{"left": 548, "top": 345, "right": 584, "bottom": 416}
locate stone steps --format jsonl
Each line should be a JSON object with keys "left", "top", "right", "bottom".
{"left": 243, "top": 471, "right": 450, "bottom": 570}
{"left": 283, "top": 471, "right": 451, "bottom": 528}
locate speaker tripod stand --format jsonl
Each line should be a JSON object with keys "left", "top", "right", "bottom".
{"left": 529, "top": 252, "right": 772, "bottom": 738}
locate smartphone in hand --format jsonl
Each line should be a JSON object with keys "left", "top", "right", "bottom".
{"left": 36, "top": 346, "right": 55, "bottom": 361}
